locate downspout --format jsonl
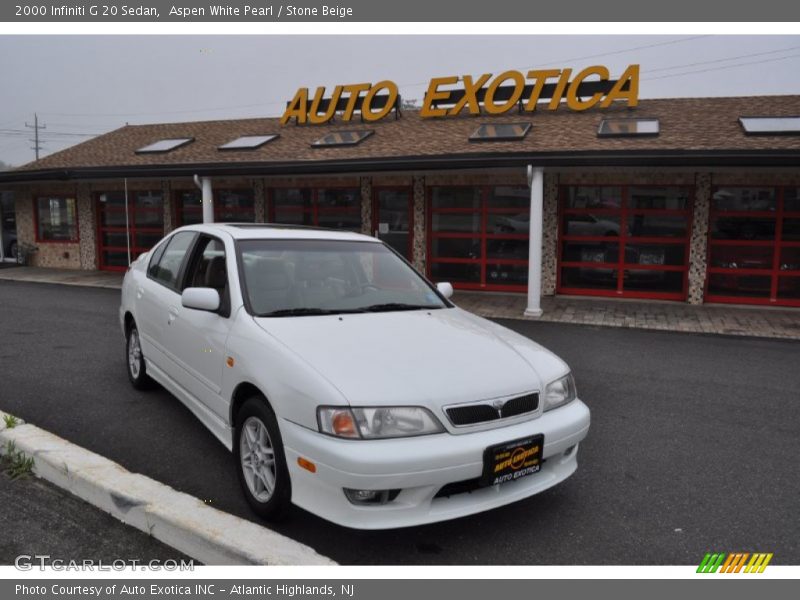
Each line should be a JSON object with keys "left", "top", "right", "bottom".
{"left": 193, "top": 175, "right": 214, "bottom": 223}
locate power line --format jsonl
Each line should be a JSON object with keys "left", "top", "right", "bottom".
{"left": 646, "top": 44, "right": 800, "bottom": 74}
{"left": 38, "top": 36, "right": 714, "bottom": 120}
{"left": 645, "top": 52, "right": 800, "bottom": 81}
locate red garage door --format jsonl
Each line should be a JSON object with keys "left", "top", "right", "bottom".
{"left": 557, "top": 185, "right": 692, "bottom": 300}
{"left": 706, "top": 186, "right": 800, "bottom": 306}
{"left": 96, "top": 190, "right": 163, "bottom": 271}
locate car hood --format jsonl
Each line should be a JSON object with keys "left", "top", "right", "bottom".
{"left": 253, "top": 307, "right": 564, "bottom": 410}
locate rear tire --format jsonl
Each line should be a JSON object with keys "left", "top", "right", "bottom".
{"left": 234, "top": 396, "right": 292, "bottom": 521}
{"left": 9, "top": 241, "right": 17, "bottom": 260}
{"left": 126, "top": 322, "right": 153, "bottom": 390}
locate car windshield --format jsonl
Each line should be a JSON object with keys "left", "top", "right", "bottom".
{"left": 238, "top": 239, "right": 448, "bottom": 317}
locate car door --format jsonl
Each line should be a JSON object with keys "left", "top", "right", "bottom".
{"left": 161, "top": 234, "right": 234, "bottom": 422}
{"left": 136, "top": 231, "right": 198, "bottom": 371}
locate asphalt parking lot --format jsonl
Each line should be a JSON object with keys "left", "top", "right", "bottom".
{"left": 1, "top": 280, "right": 798, "bottom": 565}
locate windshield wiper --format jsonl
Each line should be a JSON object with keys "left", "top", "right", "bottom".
{"left": 362, "top": 303, "right": 443, "bottom": 313}
{"left": 259, "top": 307, "right": 365, "bottom": 317}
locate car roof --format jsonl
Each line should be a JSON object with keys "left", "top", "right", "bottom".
{"left": 173, "top": 223, "right": 380, "bottom": 242}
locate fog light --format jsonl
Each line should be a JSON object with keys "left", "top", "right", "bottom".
{"left": 563, "top": 445, "right": 576, "bottom": 457}
{"left": 343, "top": 488, "right": 401, "bottom": 505}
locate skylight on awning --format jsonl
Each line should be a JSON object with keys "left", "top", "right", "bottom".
{"left": 597, "top": 118, "right": 660, "bottom": 137}
{"left": 218, "top": 134, "right": 279, "bottom": 150}
{"left": 469, "top": 123, "right": 531, "bottom": 141}
{"left": 135, "top": 138, "right": 194, "bottom": 154}
{"left": 739, "top": 116, "right": 800, "bottom": 135}
{"left": 311, "top": 130, "right": 374, "bottom": 147}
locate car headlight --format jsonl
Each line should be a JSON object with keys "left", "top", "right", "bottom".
{"left": 317, "top": 406, "right": 445, "bottom": 439}
{"left": 544, "top": 373, "right": 577, "bottom": 411}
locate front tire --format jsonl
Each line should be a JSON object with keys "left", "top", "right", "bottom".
{"left": 126, "top": 323, "right": 153, "bottom": 389}
{"left": 9, "top": 241, "right": 17, "bottom": 260}
{"left": 234, "top": 396, "right": 292, "bottom": 520}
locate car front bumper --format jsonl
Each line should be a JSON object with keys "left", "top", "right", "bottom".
{"left": 280, "top": 398, "right": 590, "bottom": 529}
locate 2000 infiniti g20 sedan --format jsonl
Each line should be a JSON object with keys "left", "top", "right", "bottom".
{"left": 120, "top": 223, "right": 590, "bottom": 529}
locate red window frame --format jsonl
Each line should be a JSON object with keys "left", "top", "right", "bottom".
{"left": 95, "top": 191, "right": 164, "bottom": 271}
{"left": 174, "top": 188, "right": 256, "bottom": 226}
{"left": 705, "top": 185, "right": 800, "bottom": 307}
{"left": 268, "top": 186, "right": 362, "bottom": 231}
{"left": 556, "top": 185, "right": 693, "bottom": 301}
{"left": 372, "top": 186, "right": 413, "bottom": 260}
{"left": 427, "top": 185, "right": 530, "bottom": 292}
{"left": 34, "top": 196, "right": 80, "bottom": 243}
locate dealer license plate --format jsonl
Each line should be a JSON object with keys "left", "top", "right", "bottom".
{"left": 481, "top": 434, "right": 544, "bottom": 487}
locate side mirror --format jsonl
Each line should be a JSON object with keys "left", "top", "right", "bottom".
{"left": 436, "top": 282, "right": 454, "bottom": 299}
{"left": 182, "top": 287, "right": 220, "bottom": 312}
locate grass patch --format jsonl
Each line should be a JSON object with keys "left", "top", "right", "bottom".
{"left": 1, "top": 441, "right": 35, "bottom": 480}
{"left": 3, "top": 414, "right": 19, "bottom": 429}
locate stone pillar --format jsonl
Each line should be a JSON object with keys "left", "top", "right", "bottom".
{"left": 687, "top": 172, "right": 712, "bottom": 305}
{"left": 14, "top": 188, "right": 34, "bottom": 256}
{"left": 524, "top": 167, "right": 544, "bottom": 317}
{"left": 76, "top": 183, "right": 97, "bottom": 269}
{"left": 161, "top": 180, "right": 173, "bottom": 233}
{"left": 360, "top": 176, "right": 372, "bottom": 235}
{"left": 411, "top": 175, "right": 426, "bottom": 273}
{"left": 541, "top": 172, "right": 559, "bottom": 296}
{"left": 254, "top": 179, "right": 266, "bottom": 222}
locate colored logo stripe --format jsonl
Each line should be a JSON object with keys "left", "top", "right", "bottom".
{"left": 697, "top": 552, "right": 773, "bottom": 573}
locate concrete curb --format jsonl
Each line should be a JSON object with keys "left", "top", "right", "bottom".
{"left": 0, "top": 409, "right": 336, "bottom": 566}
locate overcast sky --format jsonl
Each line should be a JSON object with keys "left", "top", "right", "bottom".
{"left": 1, "top": 34, "right": 799, "bottom": 166}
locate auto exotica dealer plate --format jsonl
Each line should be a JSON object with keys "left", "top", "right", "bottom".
{"left": 481, "top": 434, "right": 544, "bottom": 487}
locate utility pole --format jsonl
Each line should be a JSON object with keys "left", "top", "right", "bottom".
{"left": 25, "top": 113, "right": 46, "bottom": 160}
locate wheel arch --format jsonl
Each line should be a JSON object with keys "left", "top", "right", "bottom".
{"left": 230, "top": 381, "right": 271, "bottom": 426}
{"left": 123, "top": 311, "right": 135, "bottom": 334}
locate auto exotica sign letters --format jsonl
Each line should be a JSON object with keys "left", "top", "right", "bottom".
{"left": 280, "top": 64, "right": 640, "bottom": 124}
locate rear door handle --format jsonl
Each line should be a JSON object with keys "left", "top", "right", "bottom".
{"left": 136, "top": 286, "right": 144, "bottom": 299}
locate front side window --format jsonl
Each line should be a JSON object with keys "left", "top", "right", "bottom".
{"left": 36, "top": 196, "right": 78, "bottom": 242}
{"left": 148, "top": 231, "right": 196, "bottom": 290}
{"left": 239, "top": 239, "right": 446, "bottom": 317}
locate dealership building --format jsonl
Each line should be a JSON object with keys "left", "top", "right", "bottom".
{"left": 1, "top": 88, "right": 799, "bottom": 310}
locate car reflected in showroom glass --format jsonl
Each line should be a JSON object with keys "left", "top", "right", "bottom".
{"left": 120, "top": 224, "right": 590, "bottom": 529}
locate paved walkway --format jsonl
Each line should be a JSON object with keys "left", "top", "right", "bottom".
{"left": 0, "top": 266, "right": 798, "bottom": 340}
{"left": 0, "top": 266, "right": 124, "bottom": 289}
{"left": 454, "top": 291, "right": 800, "bottom": 340}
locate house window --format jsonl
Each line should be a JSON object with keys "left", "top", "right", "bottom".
{"left": 36, "top": 196, "right": 78, "bottom": 242}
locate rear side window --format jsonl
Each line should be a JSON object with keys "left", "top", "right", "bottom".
{"left": 148, "top": 231, "right": 196, "bottom": 290}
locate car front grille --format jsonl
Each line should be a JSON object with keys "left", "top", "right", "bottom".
{"left": 444, "top": 392, "right": 539, "bottom": 427}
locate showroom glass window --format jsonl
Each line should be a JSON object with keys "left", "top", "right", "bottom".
{"left": 36, "top": 196, "right": 78, "bottom": 242}
{"left": 706, "top": 186, "right": 800, "bottom": 306}
{"left": 270, "top": 187, "right": 361, "bottom": 232}
{"left": 175, "top": 189, "right": 255, "bottom": 225}
{"left": 558, "top": 186, "right": 692, "bottom": 300}
{"left": 428, "top": 185, "right": 530, "bottom": 291}
{"left": 96, "top": 190, "right": 164, "bottom": 270}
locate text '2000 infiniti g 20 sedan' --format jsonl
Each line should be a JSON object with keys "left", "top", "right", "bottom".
{"left": 120, "top": 223, "right": 590, "bottom": 529}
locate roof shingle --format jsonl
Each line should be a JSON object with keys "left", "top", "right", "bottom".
{"left": 12, "top": 94, "right": 800, "bottom": 174}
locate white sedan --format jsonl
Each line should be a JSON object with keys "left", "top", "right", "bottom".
{"left": 120, "top": 223, "right": 590, "bottom": 529}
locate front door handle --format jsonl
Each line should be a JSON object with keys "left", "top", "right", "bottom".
{"left": 168, "top": 307, "right": 179, "bottom": 325}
